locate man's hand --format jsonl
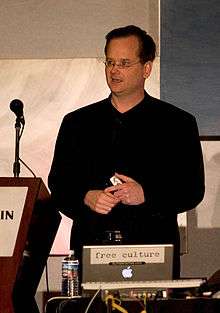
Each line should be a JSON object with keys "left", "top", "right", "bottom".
{"left": 84, "top": 190, "right": 120, "bottom": 214}
{"left": 105, "top": 173, "right": 145, "bottom": 205}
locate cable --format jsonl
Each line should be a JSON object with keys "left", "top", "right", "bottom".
{"left": 56, "top": 299, "right": 71, "bottom": 313}
{"left": 19, "top": 123, "right": 25, "bottom": 140}
{"left": 122, "top": 291, "right": 147, "bottom": 313}
{"left": 105, "top": 294, "right": 128, "bottom": 313}
{"left": 19, "top": 157, "right": 37, "bottom": 177}
{"left": 84, "top": 288, "right": 101, "bottom": 313}
{"left": 141, "top": 292, "right": 147, "bottom": 313}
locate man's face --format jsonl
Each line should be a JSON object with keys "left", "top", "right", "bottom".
{"left": 105, "top": 35, "right": 151, "bottom": 98}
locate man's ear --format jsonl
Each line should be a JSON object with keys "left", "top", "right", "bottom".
{"left": 143, "top": 61, "right": 153, "bottom": 79}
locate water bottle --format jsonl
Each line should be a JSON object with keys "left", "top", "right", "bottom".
{"left": 61, "top": 250, "right": 79, "bottom": 296}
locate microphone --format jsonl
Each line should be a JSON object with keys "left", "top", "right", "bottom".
{"left": 10, "top": 99, "right": 25, "bottom": 125}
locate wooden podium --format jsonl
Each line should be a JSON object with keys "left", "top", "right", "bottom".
{"left": 0, "top": 177, "right": 61, "bottom": 313}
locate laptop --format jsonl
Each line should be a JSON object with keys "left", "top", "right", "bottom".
{"left": 81, "top": 244, "right": 174, "bottom": 291}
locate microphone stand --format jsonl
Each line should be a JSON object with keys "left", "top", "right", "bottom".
{"left": 13, "top": 117, "right": 22, "bottom": 177}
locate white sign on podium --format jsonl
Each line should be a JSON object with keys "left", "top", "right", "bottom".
{"left": 0, "top": 187, "right": 28, "bottom": 257}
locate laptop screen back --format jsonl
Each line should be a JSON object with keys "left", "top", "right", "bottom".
{"left": 82, "top": 244, "right": 173, "bottom": 284}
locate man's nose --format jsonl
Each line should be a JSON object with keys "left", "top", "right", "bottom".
{"left": 110, "top": 63, "right": 120, "bottom": 72}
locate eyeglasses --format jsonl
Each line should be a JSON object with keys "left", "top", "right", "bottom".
{"left": 104, "top": 58, "right": 140, "bottom": 69}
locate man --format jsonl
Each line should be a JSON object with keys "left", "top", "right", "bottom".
{"left": 48, "top": 25, "right": 205, "bottom": 278}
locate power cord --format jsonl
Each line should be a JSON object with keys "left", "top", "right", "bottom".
{"left": 105, "top": 294, "right": 128, "bottom": 313}
{"left": 19, "top": 157, "right": 37, "bottom": 177}
{"left": 84, "top": 289, "right": 101, "bottom": 313}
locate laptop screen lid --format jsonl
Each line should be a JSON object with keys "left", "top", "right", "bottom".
{"left": 82, "top": 244, "right": 173, "bottom": 285}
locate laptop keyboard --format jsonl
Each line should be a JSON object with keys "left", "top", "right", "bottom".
{"left": 81, "top": 278, "right": 206, "bottom": 291}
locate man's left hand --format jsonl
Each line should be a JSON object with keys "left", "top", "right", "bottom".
{"left": 105, "top": 173, "right": 145, "bottom": 205}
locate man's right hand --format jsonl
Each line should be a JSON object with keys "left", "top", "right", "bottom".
{"left": 84, "top": 190, "right": 120, "bottom": 214}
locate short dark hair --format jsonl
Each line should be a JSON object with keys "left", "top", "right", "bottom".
{"left": 104, "top": 25, "right": 156, "bottom": 63}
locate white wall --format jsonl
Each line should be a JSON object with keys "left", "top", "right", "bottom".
{"left": 0, "top": 0, "right": 159, "bottom": 58}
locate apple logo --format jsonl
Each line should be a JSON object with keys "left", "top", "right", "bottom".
{"left": 122, "top": 266, "right": 133, "bottom": 279}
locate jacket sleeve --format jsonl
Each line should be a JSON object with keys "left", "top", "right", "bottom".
{"left": 48, "top": 114, "right": 90, "bottom": 219}
{"left": 143, "top": 114, "right": 205, "bottom": 217}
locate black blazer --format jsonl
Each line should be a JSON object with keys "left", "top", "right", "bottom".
{"left": 48, "top": 92, "right": 205, "bottom": 276}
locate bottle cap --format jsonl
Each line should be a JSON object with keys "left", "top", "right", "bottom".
{"left": 70, "top": 249, "right": 74, "bottom": 255}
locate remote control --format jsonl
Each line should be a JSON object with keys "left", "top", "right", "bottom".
{"left": 110, "top": 175, "right": 122, "bottom": 186}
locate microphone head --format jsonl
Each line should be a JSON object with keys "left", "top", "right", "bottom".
{"left": 10, "top": 99, "right": 24, "bottom": 117}
{"left": 10, "top": 99, "right": 25, "bottom": 125}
